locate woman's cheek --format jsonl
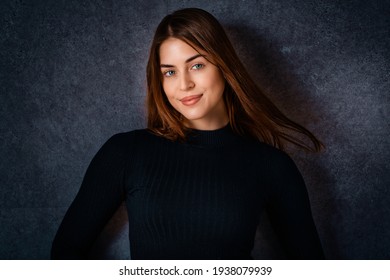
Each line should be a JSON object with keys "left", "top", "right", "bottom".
{"left": 162, "top": 81, "right": 172, "bottom": 99}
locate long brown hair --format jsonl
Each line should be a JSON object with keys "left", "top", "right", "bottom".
{"left": 146, "top": 8, "right": 323, "bottom": 152}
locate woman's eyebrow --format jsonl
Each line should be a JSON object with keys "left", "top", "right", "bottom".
{"left": 160, "top": 54, "right": 205, "bottom": 68}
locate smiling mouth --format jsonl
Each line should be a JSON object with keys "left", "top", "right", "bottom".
{"left": 180, "top": 94, "right": 203, "bottom": 106}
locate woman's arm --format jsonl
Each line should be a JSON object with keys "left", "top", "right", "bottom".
{"left": 51, "top": 133, "right": 131, "bottom": 259}
{"left": 265, "top": 151, "right": 325, "bottom": 259}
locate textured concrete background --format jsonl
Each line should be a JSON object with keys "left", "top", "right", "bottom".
{"left": 1, "top": 0, "right": 389, "bottom": 259}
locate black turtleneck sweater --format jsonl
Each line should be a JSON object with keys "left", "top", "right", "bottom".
{"left": 51, "top": 125, "right": 324, "bottom": 259}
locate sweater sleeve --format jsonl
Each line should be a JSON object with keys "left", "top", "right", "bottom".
{"left": 51, "top": 133, "right": 131, "bottom": 259}
{"left": 265, "top": 150, "right": 325, "bottom": 259}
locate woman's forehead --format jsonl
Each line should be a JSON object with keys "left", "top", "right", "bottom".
{"left": 159, "top": 38, "right": 213, "bottom": 67}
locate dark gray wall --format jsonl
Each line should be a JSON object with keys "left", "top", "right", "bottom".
{"left": 1, "top": 0, "right": 389, "bottom": 259}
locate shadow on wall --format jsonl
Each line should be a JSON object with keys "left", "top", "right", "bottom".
{"left": 86, "top": 23, "right": 339, "bottom": 259}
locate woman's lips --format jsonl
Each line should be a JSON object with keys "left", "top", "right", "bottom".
{"left": 180, "top": 94, "right": 203, "bottom": 106}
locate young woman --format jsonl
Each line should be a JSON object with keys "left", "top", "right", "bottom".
{"left": 51, "top": 8, "right": 325, "bottom": 260}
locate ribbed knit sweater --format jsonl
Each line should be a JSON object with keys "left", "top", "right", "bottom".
{"left": 51, "top": 124, "right": 324, "bottom": 259}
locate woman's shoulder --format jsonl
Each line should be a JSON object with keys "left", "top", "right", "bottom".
{"left": 242, "top": 138, "right": 299, "bottom": 174}
{"left": 108, "top": 128, "right": 150, "bottom": 140}
{"left": 103, "top": 128, "right": 154, "bottom": 146}
{"left": 102, "top": 128, "right": 166, "bottom": 151}
{"left": 243, "top": 137, "right": 290, "bottom": 160}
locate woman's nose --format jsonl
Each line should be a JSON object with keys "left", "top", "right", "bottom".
{"left": 179, "top": 73, "right": 195, "bottom": 91}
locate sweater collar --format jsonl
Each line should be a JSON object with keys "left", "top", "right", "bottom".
{"left": 186, "top": 123, "right": 239, "bottom": 147}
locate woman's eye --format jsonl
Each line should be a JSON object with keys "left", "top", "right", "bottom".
{"left": 192, "top": 64, "right": 204, "bottom": 70}
{"left": 164, "top": 70, "right": 175, "bottom": 77}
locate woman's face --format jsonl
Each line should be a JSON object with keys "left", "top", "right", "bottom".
{"left": 159, "top": 38, "right": 228, "bottom": 130}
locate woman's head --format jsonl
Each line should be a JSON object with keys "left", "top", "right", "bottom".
{"left": 147, "top": 8, "right": 243, "bottom": 136}
{"left": 147, "top": 8, "right": 323, "bottom": 151}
